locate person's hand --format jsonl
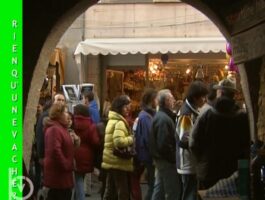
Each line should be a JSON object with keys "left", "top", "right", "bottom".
{"left": 175, "top": 100, "right": 183, "bottom": 107}
{"left": 69, "top": 131, "right": 80, "bottom": 147}
{"left": 70, "top": 131, "right": 77, "bottom": 140}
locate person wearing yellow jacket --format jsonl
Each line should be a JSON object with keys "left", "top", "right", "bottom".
{"left": 102, "top": 95, "right": 134, "bottom": 200}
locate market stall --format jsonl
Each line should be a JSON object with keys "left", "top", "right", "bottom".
{"left": 74, "top": 37, "right": 237, "bottom": 115}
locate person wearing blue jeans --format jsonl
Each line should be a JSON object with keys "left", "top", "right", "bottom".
{"left": 75, "top": 172, "right": 85, "bottom": 200}
{"left": 149, "top": 89, "right": 182, "bottom": 200}
{"left": 176, "top": 81, "right": 208, "bottom": 200}
{"left": 133, "top": 88, "right": 158, "bottom": 200}
{"left": 144, "top": 163, "right": 156, "bottom": 200}
{"left": 152, "top": 163, "right": 181, "bottom": 200}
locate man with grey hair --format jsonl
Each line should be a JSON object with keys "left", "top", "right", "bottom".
{"left": 190, "top": 78, "right": 250, "bottom": 189}
{"left": 149, "top": 89, "right": 181, "bottom": 200}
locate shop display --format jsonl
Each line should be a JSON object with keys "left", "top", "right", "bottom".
{"left": 39, "top": 48, "right": 64, "bottom": 103}
{"left": 123, "top": 70, "right": 146, "bottom": 117}
{"left": 106, "top": 70, "right": 124, "bottom": 102}
{"left": 39, "top": 64, "right": 57, "bottom": 101}
{"left": 104, "top": 53, "right": 244, "bottom": 118}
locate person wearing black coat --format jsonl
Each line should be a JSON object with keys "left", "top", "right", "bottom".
{"left": 149, "top": 89, "right": 181, "bottom": 200}
{"left": 190, "top": 78, "right": 250, "bottom": 189}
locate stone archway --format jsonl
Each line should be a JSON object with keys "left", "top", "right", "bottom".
{"left": 23, "top": 0, "right": 99, "bottom": 168}
{"left": 23, "top": 0, "right": 254, "bottom": 169}
{"left": 181, "top": 0, "right": 230, "bottom": 39}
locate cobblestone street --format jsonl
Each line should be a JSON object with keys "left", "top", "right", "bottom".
{"left": 85, "top": 173, "right": 147, "bottom": 200}
{"left": 84, "top": 173, "right": 101, "bottom": 200}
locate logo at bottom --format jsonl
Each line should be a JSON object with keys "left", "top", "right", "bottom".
{"left": 10, "top": 175, "right": 34, "bottom": 200}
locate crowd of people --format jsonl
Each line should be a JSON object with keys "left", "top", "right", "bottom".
{"left": 30, "top": 77, "right": 251, "bottom": 200}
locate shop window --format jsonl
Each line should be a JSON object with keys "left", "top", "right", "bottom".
{"left": 106, "top": 70, "right": 124, "bottom": 102}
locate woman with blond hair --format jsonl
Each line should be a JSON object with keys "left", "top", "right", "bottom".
{"left": 43, "top": 104, "right": 74, "bottom": 200}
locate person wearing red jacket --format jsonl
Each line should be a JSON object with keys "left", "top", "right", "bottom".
{"left": 73, "top": 104, "right": 100, "bottom": 200}
{"left": 43, "top": 103, "right": 74, "bottom": 200}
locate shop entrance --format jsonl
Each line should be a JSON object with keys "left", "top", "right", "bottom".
{"left": 23, "top": 0, "right": 256, "bottom": 179}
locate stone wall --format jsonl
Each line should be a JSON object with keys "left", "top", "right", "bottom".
{"left": 85, "top": 3, "right": 223, "bottom": 38}
{"left": 57, "top": 15, "right": 84, "bottom": 84}
{"left": 23, "top": 0, "right": 99, "bottom": 169}
{"left": 257, "top": 58, "right": 265, "bottom": 141}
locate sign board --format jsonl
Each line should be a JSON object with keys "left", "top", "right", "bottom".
{"left": 62, "top": 83, "right": 94, "bottom": 113}
{"left": 78, "top": 83, "right": 94, "bottom": 99}
{"left": 62, "top": 84, "right": 79, "bottom": 102}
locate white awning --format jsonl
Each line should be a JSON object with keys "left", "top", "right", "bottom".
{"left": 74, "top": 37, "right": 226, "bottom": 56}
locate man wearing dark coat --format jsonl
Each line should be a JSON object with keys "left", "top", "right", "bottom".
{"left": 149, "top": 89, "right": 181, "bottom": 200}
{"left": 190, "top": 78, "right": 250, "bottom": 189}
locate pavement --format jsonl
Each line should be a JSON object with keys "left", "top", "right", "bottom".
{"left": 84, "top": 173, "right": 102, "bottom": 200}
{"left": 85, "top": 172, "right": 147, "bottom": 200}
{"left": 35, "top": 171, "right": 148, "bottom": 200}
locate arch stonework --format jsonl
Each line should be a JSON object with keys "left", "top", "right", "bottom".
{"left": 181, "top": 0, "right": 230, "bottom": 39}
{"left": 23, "top": 0, "right": 99, "bottom": 168}
{"left": 23, "top": 0, "right": 262, "bottom": 169}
